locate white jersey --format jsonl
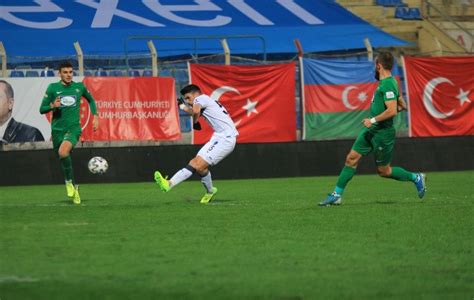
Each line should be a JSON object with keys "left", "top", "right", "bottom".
{"left": 194, "top": 94, "right": 239, "bottom": 137}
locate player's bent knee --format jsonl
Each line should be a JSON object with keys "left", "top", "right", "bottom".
{"left": 58, "top": 149, "right": 69, "bottom": 158}
{"left": 377, "top": 167, "right": 391, "bottom": 177}
{"left": 345, "top": 156, "right": 359, "bottom": 168}
{"left": 345, "top": 150, "right": 362, "bottom": 168}
{"left": 188, "top": 160, "right": 198, "bottom": 171}
{"left": 194, "top": 164, "right": 208, "bottom": 175}
{"left": 189, "top": 159, "right": 207, "bottom": 174}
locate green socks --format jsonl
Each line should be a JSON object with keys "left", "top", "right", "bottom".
{"left": 389, "top": 167, "right": 416, "bottom": 182}
{"left": 335, "top": 166, "right": 356, "bottom": 194}
{"left": 60, "top": 156, "right": 75, "bottom": 184}
{"left": 333, "top": 166, "right": 415, "bottom": 195}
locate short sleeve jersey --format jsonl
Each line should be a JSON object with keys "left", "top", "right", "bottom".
{"left": 193, "top": 95, "right": 238, "bottom": 137}
{"left": 370, "top": 76, "right": 399, "bottom": 130}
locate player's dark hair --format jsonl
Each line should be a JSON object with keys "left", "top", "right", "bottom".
{"left": 180, "top": 84, "right": 201, "bottom": 96}
{"left": 0, "top": 79, "right": 14, "bottom": 100}
{"left": 376, "top": 52, "right": 394, "bottom": 71}
{"left": 58, "top": 61, "right": 73, "bottom": 71}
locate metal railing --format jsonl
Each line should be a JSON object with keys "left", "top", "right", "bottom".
{"left": 423, "top": 0, "right": 473, "bottom": 51}
{"left": 124, "top": 35, "right": 267, "bottom": 72}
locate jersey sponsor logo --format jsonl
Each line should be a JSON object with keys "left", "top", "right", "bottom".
{"left": 385, "top": 91, "right": 395, "bottom": 99}
{"left": 60, "top": 95, "right": 77, "bottom": 107}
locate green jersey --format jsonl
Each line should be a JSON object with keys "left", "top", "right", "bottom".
{"left": 370, "top": 76, "right": 399, "bottom": 131}
{"left": 39, "top": 81, "right": 98, "bottom": 131}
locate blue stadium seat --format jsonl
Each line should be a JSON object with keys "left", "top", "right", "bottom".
{"left": 142, "top": 70, "right": 153, "bottom": 77}
{"left": 128, "top": 70, "right": 140, "bottom": 77}
{"left": 10, "top": 70, "right": 25, "bottom": 77}
{"left": 40, "top": 70, "right": 55, "bottom": 77}
{"left": 110, "top": 70, "right": 124, "bottom": 77}
{"left": 95, "top": 70, "right": 108, "bottom": 76}
{"left": 25, "top": 70, "right": 39, "bottom": 77}
{"left": 395, "top": 6, "right": 421, "bottom": 20}
{"left": 84, "top": 70, "right": 93, "bottom": 77}
{"left": 377, "top": 0, "right": 406, "bottom": 7}
{"left": 407, "top": 8, "right": 422, "bottom": 20}
{"left": 395, "top": 6, "right": 408, "bottom": 19}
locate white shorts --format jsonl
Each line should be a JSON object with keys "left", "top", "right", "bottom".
{"left": 197, "top": 134, "right": 236, "bottom": 166}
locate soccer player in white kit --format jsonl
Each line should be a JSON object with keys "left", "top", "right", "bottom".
{"left": 154, "top": 84, "right": 239, "bottom": 204}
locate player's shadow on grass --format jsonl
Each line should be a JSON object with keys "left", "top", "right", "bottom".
{"left": 348, "top": 200, "right": 420, "bottom": 206}
{"left": 58, "top": 199, "right": 90, "bottom": 205}
{"left": 181, "top": 197, "right": 236, "bottom": 205}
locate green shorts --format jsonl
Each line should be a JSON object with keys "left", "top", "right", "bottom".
{"left": 52, "top": 127, "right": 82, "bottom": 152}
{"left": 352, "top": 128, "right": 396, "bottom": 166}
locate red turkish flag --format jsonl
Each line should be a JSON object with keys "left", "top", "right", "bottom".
{"left": 190, "top": 63, "right": 296, "bottom": 144}
{"left": 404, "top": 56, "right": 474, "bottom": 137}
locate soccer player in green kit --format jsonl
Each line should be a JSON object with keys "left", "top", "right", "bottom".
{"left": 320, "top": 52, "right": 426, "bottom": 206}
{"left": 39, "top": 62, "right": 99, "bottom": 204}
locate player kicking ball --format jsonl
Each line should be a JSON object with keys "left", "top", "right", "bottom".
{"left": 39, "top": 61, "right": 99, "bottom": 204}
{"left": 154, "top": 84, "right": 238, "bottom": 204}
{"left": 320, "top": 52, "right": 426, "bottom": 206}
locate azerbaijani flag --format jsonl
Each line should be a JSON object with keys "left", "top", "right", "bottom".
{"left": 302, "top": 58, "right": 407, "bottom": 140}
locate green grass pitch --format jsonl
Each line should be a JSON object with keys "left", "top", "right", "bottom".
{"left": 1, "top": 171, "right": 473, "bottom": 299}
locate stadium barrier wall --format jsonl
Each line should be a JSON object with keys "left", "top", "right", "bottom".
{"left": 0, "top": 136, "right": 472, "bottom": 186}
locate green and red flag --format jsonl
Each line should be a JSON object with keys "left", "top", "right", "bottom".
{"left": 301, "top": 58, "right": 407, "bottom": 140}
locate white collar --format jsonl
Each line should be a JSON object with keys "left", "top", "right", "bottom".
{"left": 0, "top": 115, "right": 13, "bottom": 140}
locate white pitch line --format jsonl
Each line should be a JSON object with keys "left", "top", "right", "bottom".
{"left": 0, "top": 204, "right": 71, "bottom": 207}
{"left": 61, "top": 222, "right": 90, "bottom": 226}
{"left": 0, "top": 275, "right": 39, "bottom": 283}
{"left": 0, "top": 203, "right": 111, "bottom": 207}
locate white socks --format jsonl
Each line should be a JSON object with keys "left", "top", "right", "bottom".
{"left": 168, "top": 165, "right": 213, "bottom": 193}
{"left": 201, "top": 171, "right": 213, "bottom": 193}
{"left": 169, "top": 167, "right": 194, "bottom": 188}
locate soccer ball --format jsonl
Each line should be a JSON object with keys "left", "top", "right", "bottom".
{"left": 88, "top": 156, "right": 108, "bottom": 174}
